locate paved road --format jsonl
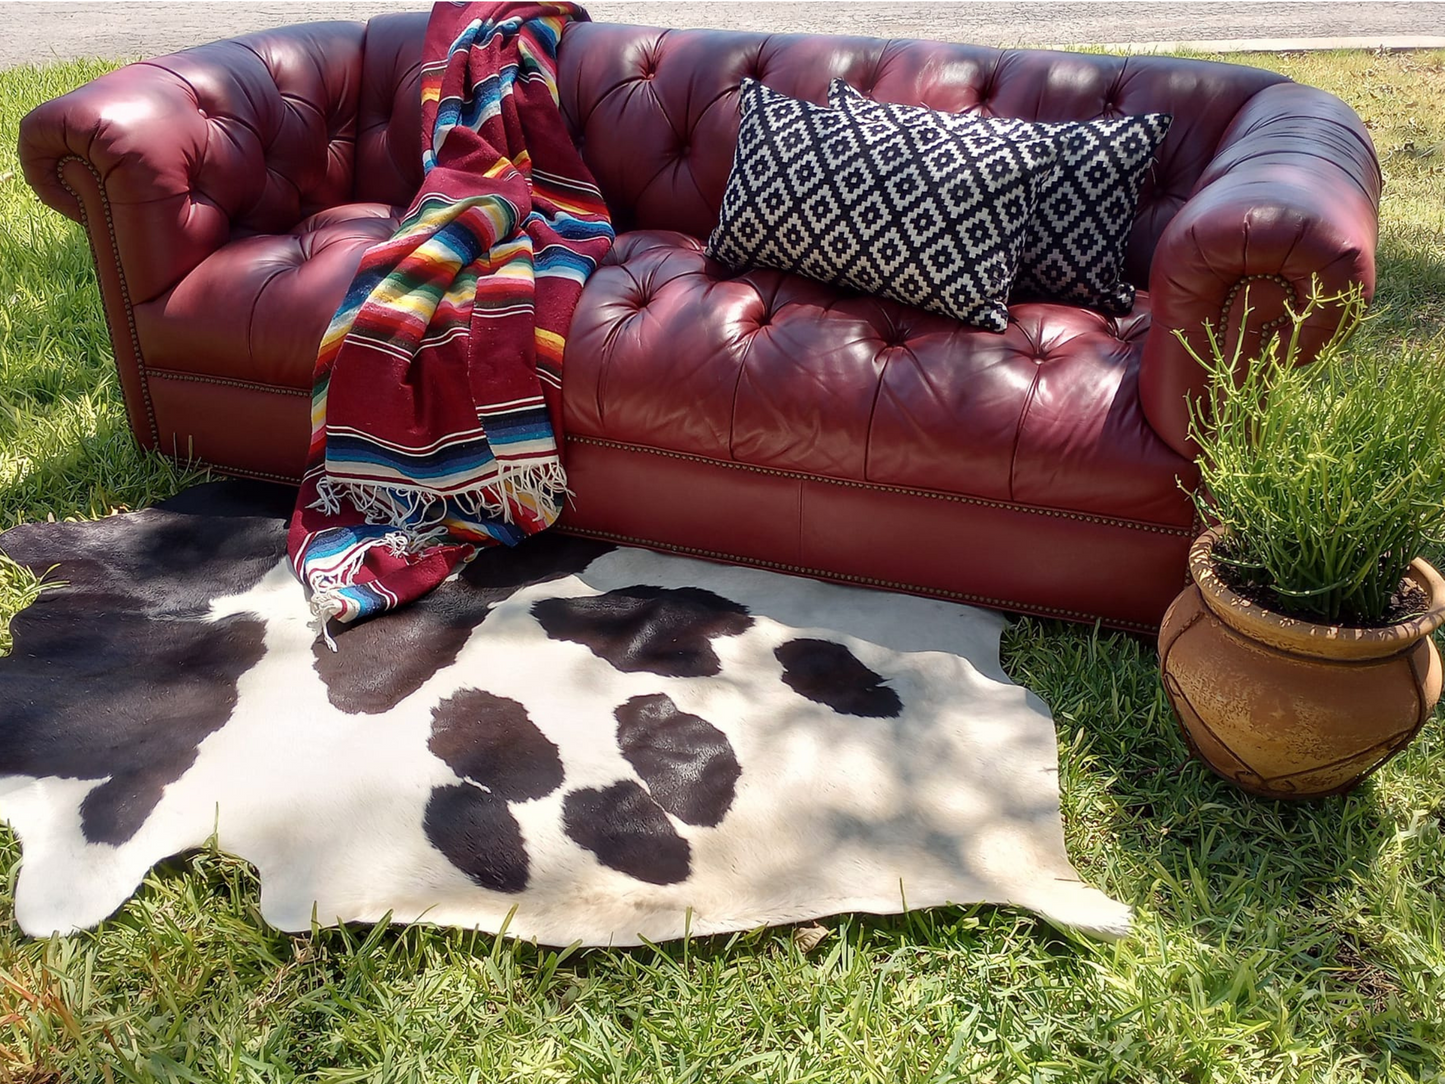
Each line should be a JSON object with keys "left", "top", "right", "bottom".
{"left": 3, "top": 1, "right": 1444, "bottom": 69}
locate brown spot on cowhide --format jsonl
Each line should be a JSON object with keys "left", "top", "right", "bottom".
{"left": 423, "top": 783, "right": 530, "bottom": 893}
{"left": 562, "top": 781, "right": 692, "bottom": 884}
{"left": 774, "top": 638, "right": 903, "bottom": 718}
{"left": 615, "top": 694, "right": 740, "bottom": 827}
{"left": 428, "top": 689, "right": 564, "bottom": 802}
{"left": 531, "top": 586, "right": 752, "bottom": 677}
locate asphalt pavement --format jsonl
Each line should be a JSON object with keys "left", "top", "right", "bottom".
{"left": 3, "top": 1, "right": 1444, "bottom": 69}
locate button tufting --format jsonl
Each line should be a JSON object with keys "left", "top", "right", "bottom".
{"left": 877, "top": 317, "right": 911, "bottom": 349}
{"left": 1105, "top": 76, "right": 1127, "bottom": 115}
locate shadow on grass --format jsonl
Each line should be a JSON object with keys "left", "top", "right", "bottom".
{"left": 1001, "top": 615, "right": 1395, "bottom": 910}
{"left": 1364, "top": 231, "right": 1445, "bottom": 341}
{"left": 0, "top": 412, "right": 205, "bottom": 529}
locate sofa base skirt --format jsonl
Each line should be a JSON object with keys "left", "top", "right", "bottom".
{"left": 133, "top": 381, "right": 1194, "bottom": 633}
{"left": 557, "top": 435, "right": 1195, "bottom": 634}
{"left": 144, "top": 374, "right": 312, "bottom": 483}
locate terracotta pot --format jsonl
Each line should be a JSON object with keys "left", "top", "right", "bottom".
{"left": 1158, "top": 532, "right": 1445, "bottom": 799}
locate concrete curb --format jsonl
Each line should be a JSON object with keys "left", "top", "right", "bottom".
{"left": 5, "top": 3, "right": 1445, "bottom": 71}
{"left": 1097, "top": 35, "right": 1445, "bottom": 55}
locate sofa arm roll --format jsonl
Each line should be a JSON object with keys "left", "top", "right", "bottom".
{"left": 18, "top": 21, "right": 370, "bottom": 308}
{"left": 1138, "top": 81, "right": 1382, "bottom": 459}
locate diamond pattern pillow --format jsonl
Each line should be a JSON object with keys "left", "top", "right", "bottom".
{"left": 706, "top": 79, "right": 1064, "bottom": 333}
{"left": 829, "top": 80, "right": 1171, "bottom": 314}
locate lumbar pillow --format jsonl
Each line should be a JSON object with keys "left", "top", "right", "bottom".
{"left": 829, "top": 80, "right": 1171, "bottom": 314}
{"left": 707, "top": 79, "right": 1064, "bottom": 333}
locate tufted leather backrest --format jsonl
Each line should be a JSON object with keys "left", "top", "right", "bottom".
{"left": 150, "top": 23, "right": 372, "bottom": 239}
{"left": 20, "top": 19, "right": 388, "bottom": 306}
{"left": 358, "top": 18, "right": 1288, "bottom": 283}
{"left": 553, "top": 23, "right": 1289, "bottom": 286}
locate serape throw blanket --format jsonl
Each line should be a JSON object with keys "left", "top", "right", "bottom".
{"left": 288, "top": 0, "right": 613, "bottom": 647}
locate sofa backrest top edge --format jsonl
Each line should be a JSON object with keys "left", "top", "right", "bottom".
{"left": 354, "top": 14, "right": 1295, "bottom": 285}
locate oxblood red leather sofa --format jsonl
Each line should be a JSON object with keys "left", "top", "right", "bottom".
{"left": 18, "top": 13, "right": 1381, "bottom": 632}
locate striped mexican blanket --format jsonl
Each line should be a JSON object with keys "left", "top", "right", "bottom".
{"left": 287, "top": 0, "right": 613, "bottom": 647}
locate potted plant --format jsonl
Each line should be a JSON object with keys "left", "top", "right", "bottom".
{"left": 1158, "top": 285, "right": 1445, "bottom": 799}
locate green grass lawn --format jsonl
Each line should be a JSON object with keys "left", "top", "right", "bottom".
{"left": 2, "top": 48, "right": 1445, "bottom": 1084}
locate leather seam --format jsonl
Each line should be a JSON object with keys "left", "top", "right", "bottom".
{"left": 146, "top": 369, "right": 311, "bottom": 396}
{"left": 861, "top": 339, "right": 900, "bottom": 483}
{"left": 245, "top": 262, "right": 296, "bottom": 361}
{"left": 566, "top": 434, "right": 1194, "bottom": 536}
{"left": 557, "top": 524, "right": 1160, "bottom": 634}
{"left": 793, "top": 473, "right": 804, "bottom": 568}
{"left": 1201, "top": 85, "right": 1274, "bottom": 185}
{"left": 726, "top": 304, "right": 756, "bottom": 462}
{"left": 56, "top": 154, "right": 160, "bottom": 446}
{"left": 1007, "top": 359, "right": 1043, "bottom": 505}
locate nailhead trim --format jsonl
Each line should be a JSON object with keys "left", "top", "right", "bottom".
{"left": 56, "top": 155, "right": 160, "bottom": 446}
{"left": 187, "top": 457, "right": 302, "bottom": 485}
{"left": 567, "top": 435, "right": 1194, "bottom": 537}
{"left": 558, "top": 524, "right": 1161, "bottom": 634}
{"left": 1220, "top": 273, "right": 1297, "bottom": 332}
{"left": 148, "top": 369, "right": 311, "bottom": 396}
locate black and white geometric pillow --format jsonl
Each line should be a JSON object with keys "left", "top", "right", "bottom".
{"left": 829, "top": 80, "right": 1171, "bottom": 314}
{"left": 706, "top": 79, "right": 1064, "bottom": 333}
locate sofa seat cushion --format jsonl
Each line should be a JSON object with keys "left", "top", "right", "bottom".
{"left": 564, "top": 230, "right": 1198, "bottom": 528}
{"left": 133, "top": 203, "right": 402, "bottom": 390}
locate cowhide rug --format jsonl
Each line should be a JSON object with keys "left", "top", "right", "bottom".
{"left": 0, "top": 482, "right": 1130, "bottom": 944}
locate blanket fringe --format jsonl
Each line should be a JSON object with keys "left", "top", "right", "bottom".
{"left": 311, "top": 459, "right": 570, "bottom": 532}
{"left": 303, "top": 460, "right": 572, "bottom": 649}
{"left": 308, "top": 592, "right": 345, "bottom": 652}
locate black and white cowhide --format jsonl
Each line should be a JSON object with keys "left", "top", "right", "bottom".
{"left": 0, "top": 482, "right": 1130, "bottom": 943}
